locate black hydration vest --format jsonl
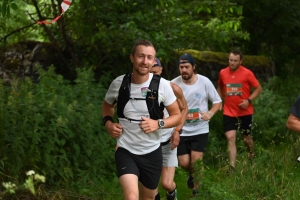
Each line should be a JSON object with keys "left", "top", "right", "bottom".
{"left": 117, "top": 73, "right": 165, "bottom": 122}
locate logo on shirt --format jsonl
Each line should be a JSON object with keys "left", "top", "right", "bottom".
{"left": 141, "top": 87, "right": 148, "bottom": 97}
{"left": 195, "top": 93, "right": 201, "bottom": 99}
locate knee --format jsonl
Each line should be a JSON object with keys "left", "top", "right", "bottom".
{"left": 227, "top": 140, "right": 236, "bottom": 145}
{"left": 178, "top": 160, "right": 189, "bottom": 170}
{"left": 226, "top": 135, "right": 236, "bottom": 143}
{"left": 125, "top": 193, "right": 138, "bottom": 200}
{"left": 161, "top": 180, "right": 174, "bottom": 191}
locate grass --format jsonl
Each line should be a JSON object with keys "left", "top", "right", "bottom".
{"left": 159, "top": 137, "right": 300, "bottom": 200}
{"left": 2, "top": 139, "right": 300, "bottom": 200}
{"left": 172, "top": 146, "right": 300, "bottom": 200}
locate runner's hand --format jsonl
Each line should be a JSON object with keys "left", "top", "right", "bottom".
{"left": 139, "top": 117, "right": 159, "bottom": 134}
{"left": 200, "top": 112, "right": 212, "bottom": 121}
{"left": 219, "top": 103, "right": 223, "bottom": 111}
{"left": 238, "top": 99, "right": 249, "bottom": 109}
{"left": 105, "top": 122, "right": 122, "bottom": 138}
{"left": 170, "top": 130, "right": 180, "bottom": 150}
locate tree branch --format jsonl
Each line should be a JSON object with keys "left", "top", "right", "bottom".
{"left": 30, "top": 0, "right": 70, "bottom": 69}
{"left": 0, "top": 23, "right": 36, "bottom": 43}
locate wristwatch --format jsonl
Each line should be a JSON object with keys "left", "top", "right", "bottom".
{"left": 158, "top": 119, "right": 165, "bottom": 129}
{"left": 175, "top": 127, "right": 182, "bottom": 134}
{"left": 248, "top": 98, "right": 252, "bottom": 104}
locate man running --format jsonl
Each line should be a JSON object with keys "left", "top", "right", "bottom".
{"left": 150, "top": 58, "right": 188, "bottom": 200}
{"left": 171, "top": 53, "right": 222, "bottom": 196}
{"left": 217, "top": 50, "right": 262, "bottom": 174}
{"left": 102, "top": 40, "right": 181, "bottom": 200}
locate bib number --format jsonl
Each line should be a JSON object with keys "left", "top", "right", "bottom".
{"left": 186, "top": 108, "right": 200, "bottom": 123}
{"left": 226, "top": 83, "right": 242, "bottom": 96}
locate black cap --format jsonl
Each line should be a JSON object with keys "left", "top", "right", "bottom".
{"left": 153, "top": 57, "right": 162, "bottom": 67}
{"left": 178, "top": 53, "right": 195, "bottom": 65}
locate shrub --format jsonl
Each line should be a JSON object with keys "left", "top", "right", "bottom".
{"left": 0, "top": 67, "right": 116, "bottom": 188}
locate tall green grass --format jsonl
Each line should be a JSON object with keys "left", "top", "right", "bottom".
{"left": 100, "top": 135, "right": 300, "bottom": 200}
{"left": 157, "top": 133, "right": 300, "bottom": 200}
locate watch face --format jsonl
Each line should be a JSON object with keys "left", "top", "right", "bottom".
{"left": 159, "top": 119, "right": 164, "bottom": 128}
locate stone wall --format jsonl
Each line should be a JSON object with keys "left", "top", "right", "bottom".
{"left": 0, "top": 42, "right": 274, "bottom": 85}
{"left": 0, "top": 41, "right": 57, "bottom": 84}
{"left": 169, "top": 50, "right": 274, "bottom": 86}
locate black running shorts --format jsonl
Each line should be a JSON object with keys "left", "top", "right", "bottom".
{"left": 115, "top": 145, "right": 162, "bottom": 190}
{"left": 177, "top": 133, "right": 209, "bottom": 156}
{"left": 223, "top": 114, "right": 253, "bottom": 135}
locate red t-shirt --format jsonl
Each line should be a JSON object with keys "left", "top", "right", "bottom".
{"left": 218, "top": 66, "right": 260, "bottom": 117}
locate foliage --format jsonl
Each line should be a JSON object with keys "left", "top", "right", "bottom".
{"left": 1, "top": 0, "right": 300, "bottom": 80}
{"left": 198, "top": 138, "right": 300, "bottom": 200}
{"left": 231, "top": 0, "right": 300, "bottom": 76}
{"left": 0, "top": 0, "right": 18, "bottom": 18}
{"left": 156, "top": 136, "right": 300, "bottom": 200}
{"left": 0, "top": 0, "right": 248, "bottom": 81}
{"left": 0, "top": 67, "right": 116, "bottom": 189}
{"left": 254, "top": 75, "right": 300, "bottom": 146}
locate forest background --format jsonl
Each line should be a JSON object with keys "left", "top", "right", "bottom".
{"left": 0, "top": 0, "right": 300, "bottom": 199}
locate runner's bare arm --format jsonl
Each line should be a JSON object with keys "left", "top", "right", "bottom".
{"left": 171, "top": 82, "right": 188, "bottom": 130}
{"left": 249, "top": 84, "right": 262, "bottom": 101}
{"left": 102, "top": 101, "right": 122, "bottom": 138}
{"left": 217, "top": 87, "right": 224, "bottom": 111}
{"left": 201, "top": 101, "right": 222, "bottom": 121}
{"left": 165, "top": 100, "right": 181, "bottom": 128}
{"left": 239, "top": 84, "right": 262, "bottom": 108}
{"left": 168, "top": 83, "right": 187, "bottom": 149}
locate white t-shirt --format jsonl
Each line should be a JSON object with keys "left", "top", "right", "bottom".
{"left": 171, "top": 74, "right": 221, "bottom": 136}
{"left": 105, "top": 73, "right": 177, "bottom": 155}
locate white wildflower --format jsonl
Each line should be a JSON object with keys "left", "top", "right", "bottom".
{"left": 26, "top": 170, "right": 35, "bottom": 176}
{"left": 34, "top": 174, "right": 46, "bottom": 183}
{"left": 2, "top": 182, "right": 16, "bottom": 189}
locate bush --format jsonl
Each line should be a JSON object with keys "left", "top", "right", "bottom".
{"left": 254, "top": 76, "right": 300, "bottom": 146}
{"left": 0, "top": 67, "right": 116, "bottom": 188}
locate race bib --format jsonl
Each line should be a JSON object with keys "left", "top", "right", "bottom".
{"left": 226, "top": 83, "right": 242, "bottom": 96}
{"left": 186, "top": 108, "right": 200, "bottom": 123}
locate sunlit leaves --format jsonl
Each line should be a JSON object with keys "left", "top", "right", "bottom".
{"left": 1, "top": 0, "right": 18, "bottom": 18}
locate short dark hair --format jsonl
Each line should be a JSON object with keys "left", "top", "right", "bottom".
{"left": 131, "top": 39, "right": 155, "bottom": 56}
{"left": 230, "top": 50, "right": 243, "bottom": 60}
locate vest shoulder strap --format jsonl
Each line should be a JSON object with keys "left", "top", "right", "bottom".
{"left": 148, "top": 74, "right": 161, "bottom": 92}
{"left": 121, "top": 73, "right": 131, "bottom": 89}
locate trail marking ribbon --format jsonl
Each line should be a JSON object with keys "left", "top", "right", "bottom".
{"left": 37, "top": 0, "right": 72, "bottom": 25}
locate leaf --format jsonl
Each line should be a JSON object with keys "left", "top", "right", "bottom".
{"left": 234, "top": 23, "right": 238, "bottom": 31}
{"left": 60, "top": 139, "right": 66, "bottom": 146}
{"left": 1, "top": 2, "right": 7, "bottom": 17}
{"left": 6, "top": 4, "right": 10, "bottom": 17}
{"left": 10, "top": 2, "right": 17, "bottom": 10}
